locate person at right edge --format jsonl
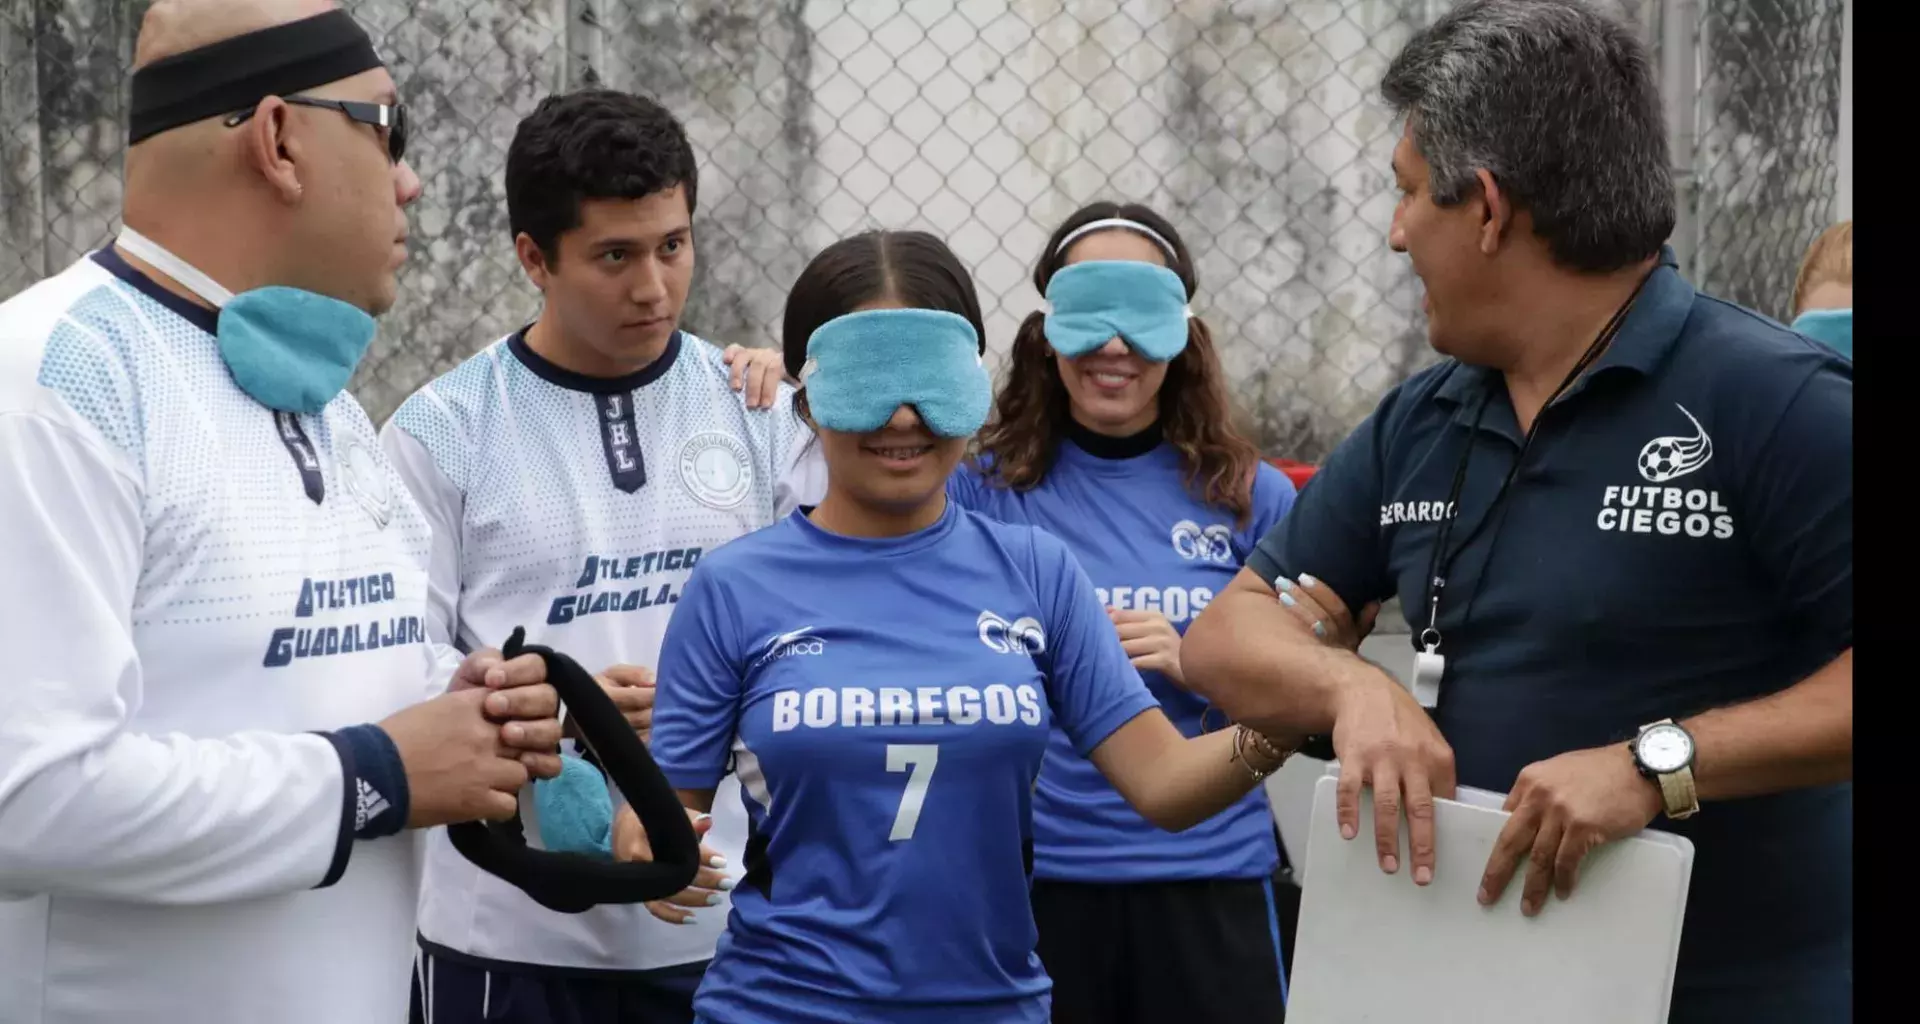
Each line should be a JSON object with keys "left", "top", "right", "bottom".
{"left": 1180, "top": 2, "right": 1851, "bottom": 1022}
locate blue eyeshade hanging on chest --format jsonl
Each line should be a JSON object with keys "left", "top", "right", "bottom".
{"left": 116, "top": 228, "right": 377, "bottom": 414}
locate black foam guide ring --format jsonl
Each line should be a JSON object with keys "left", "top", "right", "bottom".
{"left": 447, "top": 626, "right": 701, "bottom": 913}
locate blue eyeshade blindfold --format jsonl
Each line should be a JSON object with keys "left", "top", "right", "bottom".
{"left": 1790, "top": 307, "right": 1851, "bottom": 360}
{"left": 802, "top": 308, "right": 991, "bottom": 438}
{"left": 1043, "top": 260, "right": 1191, "bottom": 362}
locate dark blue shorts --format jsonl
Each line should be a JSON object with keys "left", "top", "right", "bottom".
{"left": 1029, "top": 875, "right": 1288, "bottom": 1024}
{"left": 411, "top": 944, "right": 705, "bottom": 1024}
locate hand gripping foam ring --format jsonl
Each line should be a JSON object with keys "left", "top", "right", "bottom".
{"left": 447, "top": 627, "right": 701, "bottom": 914}
{"left": 800, "top": 308, "right": 991, "bottom": 438}
{"left": 1042, "top": 260, "right": 1191, "bottom": 362}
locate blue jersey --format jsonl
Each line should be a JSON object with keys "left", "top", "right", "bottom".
{"left": 650, "top": 503, "right": 1161, "bottom": 1023}
{"left": 950, "top": 444, "right": 1295, "bottom": 882}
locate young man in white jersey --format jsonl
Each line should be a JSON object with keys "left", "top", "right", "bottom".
{"left": 385, "top": 88, "right": 815, "bottom": 1024}
{"left": 0, "top": 3, "right": 566, "bottom": 1023}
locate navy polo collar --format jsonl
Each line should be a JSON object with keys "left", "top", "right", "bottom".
{"left": 1588, "top": 246, "right": 1691, "bottom": 379}
{"left": 1433, "top": 246, "right": 1693, "bottom": 411}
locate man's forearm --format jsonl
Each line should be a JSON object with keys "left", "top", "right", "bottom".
{"left": 1182, "top": 587, "right": 1395, "bottom": 736}
{"left": 1684, "top": 649, "right": 1851, "bottom": 801}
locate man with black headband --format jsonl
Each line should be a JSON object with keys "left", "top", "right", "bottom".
{"left": 1182, "top": 2, "right": 1851, "bottom": 1021}
{"left": 0, "top": 3, "right": 565, "bottom": 1022}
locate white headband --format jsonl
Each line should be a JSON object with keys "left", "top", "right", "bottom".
{"left": 1052, "top": 217, "right": 1180, "bottom": 263}
{"left": 1042, "top": 219, "right": 1194, "bottom": 318}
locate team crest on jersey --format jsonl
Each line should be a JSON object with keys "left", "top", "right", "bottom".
{"left": 1170, "top": 519, "right": 1233, "bottom": 563}
{"left": 978, "top": 610, "right": 1046, "bottom": 654}
{"left": 678, "top": 431, "right": 754, "bottom": 509}
{"left": 1595, "top": 403, "right": 1734, "bottom": 540}
{"left": 340, "top": 439, "right": 392, "bottom": 528}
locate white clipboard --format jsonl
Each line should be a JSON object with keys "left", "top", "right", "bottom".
{"left": 1287, "top": 773, "right": 1694, "bottom": 1024}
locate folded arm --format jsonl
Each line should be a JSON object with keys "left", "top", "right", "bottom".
{"left": 1181, "top": 567, "right": 1403, "bottom": 737}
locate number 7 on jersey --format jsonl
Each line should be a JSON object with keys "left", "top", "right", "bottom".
{"left": 885, "top": 744, "right": 939, "bottom": 841}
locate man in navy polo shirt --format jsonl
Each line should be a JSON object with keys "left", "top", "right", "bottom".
{"left": 1182, "top": 2, "right": 1851, "bottom": 1021}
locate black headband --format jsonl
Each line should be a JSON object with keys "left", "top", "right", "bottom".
{"left": 128, "top": 9, "right": 384, "bottom": 145}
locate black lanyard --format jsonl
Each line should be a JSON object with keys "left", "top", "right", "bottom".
{"left": 1417, "top": 271, "right": 1655, "bottom": 654}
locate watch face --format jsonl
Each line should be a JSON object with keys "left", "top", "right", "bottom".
{"left": 1637, "top": 724, "right": 1693, "bottom": 773}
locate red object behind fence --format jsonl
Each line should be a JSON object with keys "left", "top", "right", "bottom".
{"left": 1267, "top": 458, "right": 1317, "bottom": 490}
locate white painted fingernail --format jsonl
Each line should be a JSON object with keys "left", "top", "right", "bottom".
{"left": 695, "top": 813, "right": 712, "bottom": 824}
{"left": 1275, "top": 576, "right": 1294, "bottom": 592}
{"left": 705, "top": 893, "right": 725, "bottom": 906}
{"left": 1299, "top": 573, "right": 1318, "bottom": 586}
{"left": 708, "top": 855, "right": 727, "bottom": 869}
{"left": 718, "top": 877, "right": 736, "bottom": 891}
{"left": 680, "top": 914, "right": 696, "bottom": 925}
{"left": 1280, "top": 593, "right": 1297, "bottom": 608}
{"left": 1312, "top": 621, "right": 1327, "bottom": 638}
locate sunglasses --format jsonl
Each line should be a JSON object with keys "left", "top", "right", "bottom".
{"left": 225, "top": 96, "right": 409, "bottom": 164}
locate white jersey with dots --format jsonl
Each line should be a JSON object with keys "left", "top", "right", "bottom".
{"left": 383, "top": 327, "right": 825, "bottom": 973}
{"left": 0, "top": 252, "right": 452, "bottom": 1024}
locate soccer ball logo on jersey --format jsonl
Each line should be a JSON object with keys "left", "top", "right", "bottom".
{"left": 1636, "top": 404, "right": 1713, "bottom": 483}
{"left": 1597, "top": 403, "right": 1734, "bottom": 539}
{"left": 977, "top": 610, "right": 1046, "bottom": 654}
{"left": 1170, "top": 519, "right": 1233, "bottom": 564}
{"left": 678, "top": 431, "right": 754, "bottom": 510}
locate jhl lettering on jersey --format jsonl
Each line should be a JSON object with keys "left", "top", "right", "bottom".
{"left": 264, "top": 573, "right": 425, "bottom": 667}
{"left": 1095, "top": 585, "right": 1214, "bottom": 625}
{"left": 771, "top": 685, "right": 1045, "bottom": 731}
{"left": 548, "top": 548, "right": 704, "bottom": 625}
{"left": 1596, "top": 485, "right": 1734, "bottom": 539}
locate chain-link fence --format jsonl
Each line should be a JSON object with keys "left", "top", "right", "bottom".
{"left": 1, "top": 0, "right": 1848, "bottom": 461}
{"left": 1678, "top": 0, "right": 1847, "bottom": 320}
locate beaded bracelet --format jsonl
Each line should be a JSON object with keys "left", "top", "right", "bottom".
{"left": 1230, "top": 724, "right": 1292, "bottom": 781}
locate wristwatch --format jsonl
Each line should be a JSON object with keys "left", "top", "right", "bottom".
{"left": 1629, "top": 719, "right": 1698, "bottom": 820}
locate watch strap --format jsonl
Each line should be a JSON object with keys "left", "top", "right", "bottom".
{"left": 1637, "top": 718, "right": 1699, "bottom": 820}
{"left": 1656, "top": 764, "right": 1699, "bottom": 819}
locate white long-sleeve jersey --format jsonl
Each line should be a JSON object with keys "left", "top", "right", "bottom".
{"left": 382, "top": 328, "right": 824, "bottom": 974}
{"left": 0, "top": 252, "right": 455, "bottom": 1024}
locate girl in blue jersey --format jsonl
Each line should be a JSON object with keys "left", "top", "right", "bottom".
{"left": 638, "top": 230, "right": 1302, "bottom": 1024}
{"left": 953, "top": 202, "right": 1301, "bottom": 1022}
